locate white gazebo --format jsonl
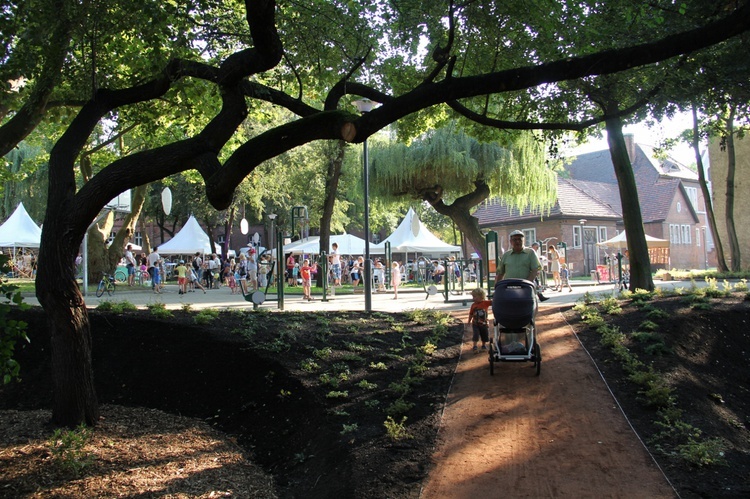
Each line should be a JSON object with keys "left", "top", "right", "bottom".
{"left": 158, "top": 216, "right": 220, "bottom": 255}
{"left": 0, "top": 202, "right": 42, "bottom": 249}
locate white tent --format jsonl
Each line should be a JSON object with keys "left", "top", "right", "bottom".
{"left": 0, "top": 203, "right": 42, "bottom": 248}
{"left": 597, "top": 231, "right": 670, "bottom": 249}
{"left": 157, "top": 215, "right": 220, "bottom": 255}
{"left": 378, "top": 208, "right": 461, "bottom": 254}
{"left": 284, "top": 234, "right": 385, "bottom": 256}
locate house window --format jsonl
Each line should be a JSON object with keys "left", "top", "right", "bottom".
{"left": 217, "top": 234, "right": 226, "bottom": 245}
{"left": 373, "top": 234, "right": 381, "bottom": 244}
{"left": 676, "top": 201, "right": 681, "bottom": 213}
{"left": 669, "top": 224, "right": 680, "bottom": 244}
{"left": 108, "top": 231, "right": 116, "bottom": 245}
{"left": 598, "top": 227, "right": 607, "bottom": 243}
{"left": 573, "top": 226, "right": 582, "bottom": 248}
{"left": 696, "top": 227, "right": 701, "bottom": 247}
{"left": 681, "top": 225, "right": 692, "bottom": 245}
{"left": 522, "top": 229, "right": 536, "bottom": 244}
{"left": 685, "top": 187, "right": 698, "bottom": 210}
{"left": 134, "top": 231, "right": 142, "bottom": 247}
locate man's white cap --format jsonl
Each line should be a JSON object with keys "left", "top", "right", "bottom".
{"left": 509, "top": 230, "right": 524, "bottom": 237}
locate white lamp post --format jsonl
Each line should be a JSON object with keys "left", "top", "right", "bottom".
{"left": 353, "top": 98, "right": 374, "bottom": 312}
{"left": 268, "top": 213, "right": 277, "bottom": 252}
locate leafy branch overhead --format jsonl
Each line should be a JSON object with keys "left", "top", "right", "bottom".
{"left": 11, "top": 0, "right": 750, "bottom": 428}
{"left": 42, "top": 0, "right": 750, "bottom": 241}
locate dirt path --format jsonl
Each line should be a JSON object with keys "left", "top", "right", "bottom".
{"left": 420, "top": 307, "right": 677, "bottom": 498}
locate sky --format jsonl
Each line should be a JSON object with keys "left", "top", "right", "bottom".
{"left": 568, "top": 112, "right": 700, "bottom": 166}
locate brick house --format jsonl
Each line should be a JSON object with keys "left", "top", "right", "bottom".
{"left": 472, "top": 135, "right": 714, "bottom": 277}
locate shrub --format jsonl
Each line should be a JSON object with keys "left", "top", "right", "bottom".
{"left": 326, "top": 390, "right": 348, "bottom": 399}
{"left": 194, "top": 308, "right": 220, "bottom": 325}
{"left": 357, "top": 379, "right": 378, "bottom": 390}
{"left": 645, "top": 307, "right": 669, "bottom": 320}
{"left": 300, "top": 359, "right": 320, "bottom": 372}
{"left": 147, "top": 302, "right": 173, "bottom": 319}
{"left": 364, "top": 399, "right": 380, "bottom": 409}
{"left": 420, "top": 342, "right": 437, "bottom": 356}
{"left": 384, "top": 416, "right": 413, "bottom": 441}
{"left": 386, "top": 398, "right": 415, "bottom": 417}
{"left": 638, "top": 320, "right": 660, "bottom": 332}
{"left": 0, "top": 262, "right": 28, "bottom": 384}
{"left": 639, "top": 382, "right": 675, "bottom": 409}
{"left": 96, "top": 300, "right": 114, "bottom": 311}
{"left": 677, "top": 437, "right": 727, "bottom": 467}
{"left": 600, "top": 297, "right": 623, "bottom": 315}
{"left": 313, "top": 347, "right": 332, "bottom": 359}
{"left": 48, "top": 424, "right": 94, "bottom": 476}
{"left": 340, "top": 423, "right": 358, "bottom": 434}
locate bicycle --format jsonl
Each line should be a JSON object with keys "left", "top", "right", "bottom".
{"left": 96, "top": 273, "right": 117, "bottom": 297}
{"left": 135, "top": 269, "right": 150, "bottom": 287}
{"left": 114, "top": 268, "right": 127, "bottom": 283}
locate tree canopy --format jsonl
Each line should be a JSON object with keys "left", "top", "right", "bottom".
{"left": 3, "top": 0, "right": 750, "bottom": 426}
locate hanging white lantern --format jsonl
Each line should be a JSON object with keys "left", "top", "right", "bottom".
{"left": 240, "top": 218, "right": 249, "bottom": 235}
{"left": 161, "top": 187, "right": 173, "bottom": 215}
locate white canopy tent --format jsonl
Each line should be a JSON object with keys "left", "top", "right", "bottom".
{"left": 597, "top": 231, "right": 670, "bottom": 249}
{"left": 0, "top": 202, "right": 42, "bottom": 248}
{"left": 377, "top": 208, "right": 461, "bottom": 254}
{"left": 597, "top": 231, "right": 671, "bottom": 268}
{"left": 284, "top": 234, "right": 385, "bottom": 256}
{"left": 157, "top": 215, "right": 221, "bottom": 255}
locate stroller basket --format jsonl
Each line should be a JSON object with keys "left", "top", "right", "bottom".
{"left": 492, "top": 279, "right": 537, "bottom": 329}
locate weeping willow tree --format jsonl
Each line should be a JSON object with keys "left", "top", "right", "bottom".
{"left": 369, "top": 125, "right": 556, "bottom": 259}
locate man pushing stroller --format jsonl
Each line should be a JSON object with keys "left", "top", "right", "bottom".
{"left": 495, "top": 230, "right": 550, "bottom": 302}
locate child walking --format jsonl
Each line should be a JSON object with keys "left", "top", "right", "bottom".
{"left": 226, "top": 270, "right": 238, "bottom": 294}
{"left": 391, "top": 261, "right": 401, "bottom": 299}
{"left": 176, "top": 260, "right": 188, "bottom": 295}
{"left": 468, "top": 288, "right": 492, "bottom": 351}
{"left": 300, "top": 259, "right": 314, "bottom": 301}
{"left": 560, "top": 263, "right": 573, "bottom": 292}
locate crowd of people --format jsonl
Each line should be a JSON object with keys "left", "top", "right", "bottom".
{"left": 120, "top": 246, "right": 275, "bottom": 296}
{"left": 117, "top": 231, "right": 573, "bottom": 302}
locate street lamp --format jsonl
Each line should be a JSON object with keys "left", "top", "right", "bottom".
{"left": 353, "top": 98, "right": 374, "bottom": 312}
{"left": 578, "top": 219, "right": 587, "bottom": 276}
{"left": 268, "top": 213, "right": 277, "bottom": 252}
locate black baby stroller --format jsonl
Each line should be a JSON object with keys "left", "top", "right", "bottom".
{"left": 489, "top": 279, "right": 541, "bottom": 376}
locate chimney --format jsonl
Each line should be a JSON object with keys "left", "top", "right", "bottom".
{"left": 623, "top": 133, "right": 636, "bottom": 163}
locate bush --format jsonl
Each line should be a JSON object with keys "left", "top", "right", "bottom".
{"left": 147, "top": 302, "right": 173, "bottom": 319}
{"left": 0, "top": 255, "right": 29, "bottom": 384}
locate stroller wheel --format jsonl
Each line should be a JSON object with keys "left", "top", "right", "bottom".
{"left": 534, "top": 342, "right": 541, "bottom": 376}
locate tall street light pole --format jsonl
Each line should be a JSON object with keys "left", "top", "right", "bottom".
{"left": 353, "top": 98, "right": 374, "bottom": 312}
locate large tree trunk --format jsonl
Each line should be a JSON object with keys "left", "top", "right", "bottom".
{"left": 86, "top": 212, "right": 116, "bottom": 284}
{"left": 723, "top": 108, "right": 741, "bottom": 271}
{"left": 605, "top": 115, "right": 655, "bottom": 291}
{"left": 318, "top": 140, "right": 346, "bottom": 286}
{"left": 37, "top": 208, "right": 100, "bottom": 428}
{"left": 426, "top": 180, "right": 490, "bottom": 278}
{"left": 691, "top": 105, "right": 728, "bottom": 271}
